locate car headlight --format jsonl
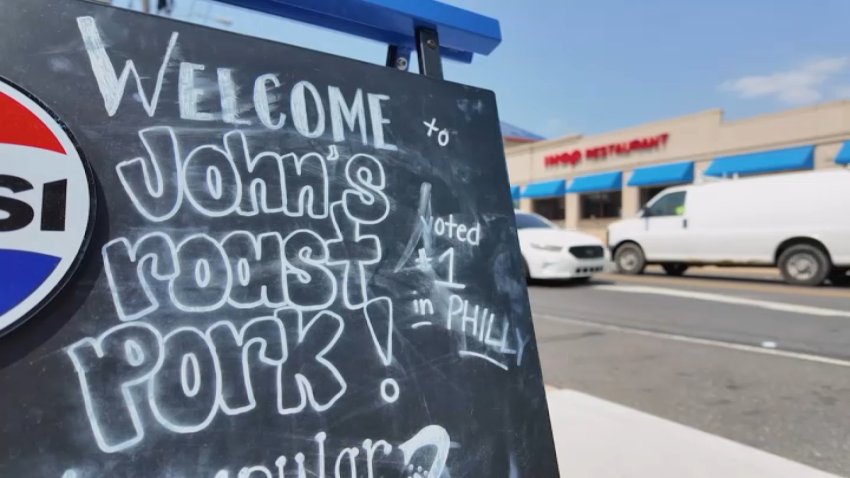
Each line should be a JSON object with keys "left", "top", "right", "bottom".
{"left": 530, "top": 243, "right": 563, "bottom": 253}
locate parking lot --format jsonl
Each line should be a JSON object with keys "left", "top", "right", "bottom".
{"left": 531, "top": 268, "right": 850, "bottom": 476}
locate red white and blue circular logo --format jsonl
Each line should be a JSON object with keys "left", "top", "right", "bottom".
{"left": 0, "top": 78, "right": 94, "bottom": 336}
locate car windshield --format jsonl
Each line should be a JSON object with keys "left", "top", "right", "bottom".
{"left": 516, "top": 212, "right": 554, "bottom": 229}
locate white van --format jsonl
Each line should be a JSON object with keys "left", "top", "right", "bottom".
{"left": 606, "top": 170, "right": 850, "bottom": 286}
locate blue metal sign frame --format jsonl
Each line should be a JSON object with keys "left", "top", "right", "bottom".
{"left": 214, "top": 0, "right": 501, "bottom": 70}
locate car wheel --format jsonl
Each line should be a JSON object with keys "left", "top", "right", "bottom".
{"left": 829, "top": 268, "right": 850, "bottom": 286}
{"left": 662, "top": 263, "right": 688, "bottom": 277}
{"left": 778, "top": 244, "right": 830, "bottom": 286}
{"left": 614, "top": 243, "right": 645, "bottom": 275}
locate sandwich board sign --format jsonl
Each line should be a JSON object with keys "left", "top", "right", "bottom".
{"left": 0, "top": 1, "right": 559, "bottom": 476}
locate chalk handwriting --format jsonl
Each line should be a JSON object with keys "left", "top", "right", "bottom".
{"left": 423, "top": 118, "right": 450, "bottom": 147}
{"left": 138, "top": 425, "right": 447, "bottom": 478}
{"left": 412, "top": 297, "right": 435, "bottom": 316}
{"left": 66, "top": 310, "right": 345, "bottom": 453}
{"left": 77, "top": 16, "right": 177, "bottom": 117}
{"left": 55, "top": 14, "right": 538, "bottom": 478}
{"left": 447, "top": 294, "right": 531, "bottom": 370}
{"left": 78, "top": 17, "right": 398, "bottom": 149}
{"left": 65, "top": 423, "right": 449, "bottom": 478}
{"left": 394, "top": 183, "right": 481, "bottom": 287}
{"left": 102, "top": 230, "right": 339, "bottom": 319}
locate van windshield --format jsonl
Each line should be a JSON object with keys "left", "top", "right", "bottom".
{"left": 516, "top": 212, "right": 554, "bottom": 229}
{"left": 646, "top": 191, "right": 687, "bottom": 217}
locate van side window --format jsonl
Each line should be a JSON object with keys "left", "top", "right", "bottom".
{"left": 646, "top": 191, "right": 686, "bottom": 217}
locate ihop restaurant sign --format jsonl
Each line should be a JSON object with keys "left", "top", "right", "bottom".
{"left": 545, "top": 132, "right": 670, "bottom": 168}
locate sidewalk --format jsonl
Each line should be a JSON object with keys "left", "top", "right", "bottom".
{"left": 547, "top": 388, "right": 841, "bottom": 478}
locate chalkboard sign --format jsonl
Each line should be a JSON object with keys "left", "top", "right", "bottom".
{"left": 0, "top": 1, "right": 558, "bottom": 476}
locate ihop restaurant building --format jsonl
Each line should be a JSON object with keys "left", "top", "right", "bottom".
{"left": 506, "top": 100, "right": 850, "bottom": 240}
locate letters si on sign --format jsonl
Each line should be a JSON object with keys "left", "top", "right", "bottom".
{"left": 0, "top": 1, "right": 558, "bottom": 477}
{"left": 0, "top": 77, "right": 94, "bottom": 335}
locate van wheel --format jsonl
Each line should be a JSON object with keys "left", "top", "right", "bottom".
{"left": 829, "top": 268, "right": 850, "bottom": 286}
{"left": 615, "top": 244, "right": 645, "bottom": 275}
{"left": 662, "top": 263, "right": 689, "bottom": 276}
{"left": 778, "top": 244, "right": 830, "bottom": 286}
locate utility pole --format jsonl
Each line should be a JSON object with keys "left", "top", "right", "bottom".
{"left": 141, "top": 0, "right": 150, "bottom": 13}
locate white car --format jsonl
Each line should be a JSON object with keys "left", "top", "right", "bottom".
{"left": 515, "top": 210, "right": 609, "bottom": 280}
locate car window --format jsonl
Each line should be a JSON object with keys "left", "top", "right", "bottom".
{"left": 646, "top": 191, "right": 686, "bottom": 217}
{"left": 515, "top": 212, "right": 554, "bottom": 229}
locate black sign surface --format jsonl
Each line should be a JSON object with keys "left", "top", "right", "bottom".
{"left": 0, "top": 1, "right": 559, "bottom": 476}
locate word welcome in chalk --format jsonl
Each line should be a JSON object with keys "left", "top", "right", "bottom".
{"left": 77, "top": 17, "right": 397, "bottom": 150}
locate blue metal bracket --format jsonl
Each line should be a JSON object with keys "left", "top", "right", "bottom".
{"left": 213, "top": 0, "right": 501, "bottom": 65}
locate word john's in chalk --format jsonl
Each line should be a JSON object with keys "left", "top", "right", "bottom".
{"left": 423, "top": 118, "right": 450, "bottom": 147}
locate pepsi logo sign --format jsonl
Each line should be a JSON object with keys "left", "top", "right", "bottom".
{"left": 0, "top": 78, "right": 94, "bottom": 336}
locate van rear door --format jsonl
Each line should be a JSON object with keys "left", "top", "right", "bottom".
{"left": 640, "top": 190, "right": 690, "bottom": 260}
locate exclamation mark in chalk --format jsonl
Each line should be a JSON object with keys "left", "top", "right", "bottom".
{"left": 364, "top": 296, "right": 399, "bottom": 403}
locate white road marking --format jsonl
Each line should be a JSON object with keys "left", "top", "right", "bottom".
{"left": 592, "top": 284, "right": 850, "bottom": 318}
{"left": 535, "top": 313, "right": 850, "bottom": 368}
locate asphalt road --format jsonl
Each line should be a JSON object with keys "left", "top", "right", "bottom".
{"left": 529, "top": 268, "right": 850, "bottom": 476}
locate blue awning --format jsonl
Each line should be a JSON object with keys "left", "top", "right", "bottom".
{"left": 836, "top": 141, "right": 850, "bottom": 165}
{"left": 705, "top": 145, "right": 814, "bottom": 177}
{"left": 522, "top": 179, "right": 566, "bottom": 198}
{"left": 510, "top": 185, "right": 521, "bottom": 200}
{"left": 628, "top": 161, "right": 694, "bottom": 187}
{"left": 568, "top": 171, "right": 623, "bottom": 193}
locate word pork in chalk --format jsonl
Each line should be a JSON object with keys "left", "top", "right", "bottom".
{"left": 66, "top": 310, "right": 347, "bottom": 453}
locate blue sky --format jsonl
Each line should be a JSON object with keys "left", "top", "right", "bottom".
{"left": 142, "top": 0, "right": 850, "bottom": 138}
